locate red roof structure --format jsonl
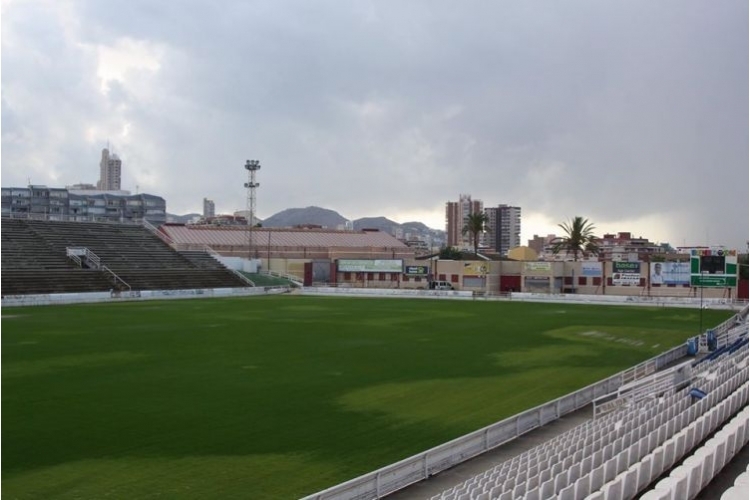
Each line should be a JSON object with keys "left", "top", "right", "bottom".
{"left": 159, "top": 224, "right": 414, "bottom": 260}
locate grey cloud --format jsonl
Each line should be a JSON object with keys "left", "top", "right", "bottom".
{"left": 2, "top": 0, "right": 747, "bottom": 248}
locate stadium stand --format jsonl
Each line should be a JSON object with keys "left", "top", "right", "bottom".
{"left": 424, "top": 323, "right": 749, "bottom": 500}
{"left": 1, "top": 219, "right": 249, "bottom": 295}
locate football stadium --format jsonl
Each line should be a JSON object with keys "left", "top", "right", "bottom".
{"left": 2, "top": 218, "right": 748, "bottom": 500}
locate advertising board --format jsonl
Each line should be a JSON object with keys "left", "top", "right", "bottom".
{"left": 612, "top": 261, "right": 640, "bottom": 285}
{"left": 337, "top": 259, "right": 403, "bottom": 273}
{"left": 650, "top": 262, "right": 690, "bottom": 285}
{"left": 581, "top": 262, "right": 602, "bottom": 277}
{"left": 403, "top": 265, "right": 429, "bottom": 276}
{"left": 524, "top": 262, "right": 551, "bottom": 272}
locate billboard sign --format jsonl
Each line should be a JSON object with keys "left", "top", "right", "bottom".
{"left": 650, "top": 262, "right": 690, "bottom": 285}
{"left": 581, "top": 262, "right": 602, "bottom": 277}
{"left": 612, "top": 261, "right": 640, "bottom": 285}
{"left": 337, "top": 259, "right": 403, "bottom": 273}
{"left": 403, "top": 265, "right": 429, "bottom": 276}
{"left": 524, "top": 262, "right": 551, "bottom": 272}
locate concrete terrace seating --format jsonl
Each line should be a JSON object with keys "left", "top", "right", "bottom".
{"left": 429, "top": 343, "right": 749, "bottom": 500}
{"left": 179, "top": 250, "right": 230, "bottom": 271}
{"left": 2, "top": 219, "right": 249, "bottom": 294}
{"left": 1, "top": 218, "right": 73, "bottom": 270}
{"left": 1, "top": 269, "right": 116, "bottom": 295}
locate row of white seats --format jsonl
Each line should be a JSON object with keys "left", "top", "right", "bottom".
{"left": 432, "top": 401, "right": 667, "bottom": 500}
{"left": 428, "top": 345, "right": 748, "bottom": 500}
{"left": 432, "top": 362, "right": 745, "bottom": 500}
{"left": 523, "top": 363, "right": 749, "bottom": 499}
{"left": 639, "top": 405, "right": 749, "bottom": 500}
{"left": 540, "top": 377, "right": 749, "bottom": 500}
{"left": 581, "top": 384, "right": 748, "bottom": 500}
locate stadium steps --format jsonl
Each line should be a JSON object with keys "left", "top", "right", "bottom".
{"left": 2, "top": 219, "right": 249, "bottom": 294}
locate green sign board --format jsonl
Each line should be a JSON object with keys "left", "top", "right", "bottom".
{"left": 689, "top": 248, "right": 738, "bottom": 288}
{"left": 690, "top": 275, "right": 737, "bottom": 287}
{"left": 613, "top": 261, "right": 640, "bottom": 272}
{"left": 403, "top": 265, "right": 429, "bottom": 276}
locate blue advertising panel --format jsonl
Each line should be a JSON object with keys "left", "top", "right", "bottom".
{"left": 581, "top": 262, "right": 602, "bottom": 277}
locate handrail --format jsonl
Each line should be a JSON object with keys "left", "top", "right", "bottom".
{"left": 66, "top": 246, "right": 100, "bottom": 269}
{"left": 201, "top": 245, "right": 256, "bottom": 287}
{"left": 142, "top": 219, "right": 173, "bottom": 245}
{"left": 67, "top": 253, "right": 82, "bottom": 267}
{"left": 264, "top": 269, "right": 303, "bottom": 287}
{"left": 101, "top": 265, "right": 131, "bottom": 292}
{"left": 85, "top": 249, "right": 101, "bottom": 269}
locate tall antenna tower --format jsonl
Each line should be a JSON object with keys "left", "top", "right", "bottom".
{"left": 244, "top": 159, "right": 261, "bottom": 258}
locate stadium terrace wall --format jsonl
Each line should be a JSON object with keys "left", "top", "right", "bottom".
{"left": 189, "top": 254, "right": 736, "bottom": 299}
{"left": 1, "top": 286, "right": 288, "bottom": 307}
{"left": 300, "top": 309, "right": 747, "bottom": 500}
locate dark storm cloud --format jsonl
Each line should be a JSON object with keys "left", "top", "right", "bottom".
{"left": 2, "top": 0, "right": 747, "bottom": 247}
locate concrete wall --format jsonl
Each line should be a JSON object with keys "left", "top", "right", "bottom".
{"left": 219, "top": 253, "right": 739, "bottom": 299}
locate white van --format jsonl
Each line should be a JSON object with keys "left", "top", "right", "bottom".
{"left": 429, "top": 280, "right": 454, "bottom": 290}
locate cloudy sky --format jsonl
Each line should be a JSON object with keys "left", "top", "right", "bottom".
{"left": 2, "top": 0, "right": 748, "bottom": 248}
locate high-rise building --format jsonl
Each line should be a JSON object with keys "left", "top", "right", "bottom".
{"left": 203, "top": 198, "right": 216, "bottom": 218}
{"left": 1, "top": 185, "right": 166, "bottom": 225}
{"left": 485, "top": 204, "right": 521, "bottom": 256}
{"left": 445, "top": 194, "right": 483, "bottom": 249}
{"left": 97, "top": 148, "right": 122, "bottom": 191}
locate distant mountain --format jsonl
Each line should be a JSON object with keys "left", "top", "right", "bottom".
{"left": 262, "top": 206, "right": 348, "bottom": 229}
{"left": 167, "top": 206, "right": 446, "bottom": 246}
{"left": 401, "top": 221, "right": 431, "bottom": 232}
{"left": 352, "top": 216, "right": 399, "bottom": 232}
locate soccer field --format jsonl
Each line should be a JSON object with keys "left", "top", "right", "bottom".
{"left": 1, "top": 296, "right": 733, "bottom": 499}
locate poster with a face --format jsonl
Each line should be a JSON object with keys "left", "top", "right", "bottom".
{"left": 651, "top": 262, "right": 690, "bottom": 285}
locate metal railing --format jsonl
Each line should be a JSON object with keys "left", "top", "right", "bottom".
{"left": 264, "top": 269, "right": 303, "bottom": 287}
{"left": 65, "top": 246, "right": 130, "bottom": 291}
{"left": 101, "top": 265, "right": 131, "bottom": 292}
{"left": 66, "top": 247, "right": 100, "bottom": 269}
{"left": 197, "top": 245, "right": 256, "bottom": 287}
{"left": 142, "top": 219, "right": 173, "bottom": 245}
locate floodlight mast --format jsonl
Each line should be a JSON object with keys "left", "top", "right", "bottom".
{"left": 244, "top": 160, "right": 261, "bottom": 259}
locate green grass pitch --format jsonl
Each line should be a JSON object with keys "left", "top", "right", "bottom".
{"left": 1, "top": 296, "right": 733, "bottom": 499}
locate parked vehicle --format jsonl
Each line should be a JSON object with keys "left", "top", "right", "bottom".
{"left": 428, "top": 280, "right": 454, "bottom": 290}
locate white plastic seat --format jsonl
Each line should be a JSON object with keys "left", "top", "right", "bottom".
{"left": 557, "top": 483, "right": 574, "bottom": 500}
{"left": 602, "top": 474, "right": 623, "bottom": 500}
{"left": 669, "top": 465, "right": 689, "bottom": 500}
{"left": 574, "top": 473, "right": 591, "bottom": 500}
{"left": 682, "top": 455, "right": 703, "bottom": 499}
{"left": 637, "top": 456, "right": 653, "bottom": 492}
{"left": 590, "top": 464, "right": 605, "bottom": 493}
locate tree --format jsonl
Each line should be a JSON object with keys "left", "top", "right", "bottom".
{"left": 551, "top": 216, "right": 600, "bottom": 261}
{"left": 438, "top": 246, "right": 463, "bottom": 260}
{"left": 462, "top": 212, "right": 489, "bottom": 255}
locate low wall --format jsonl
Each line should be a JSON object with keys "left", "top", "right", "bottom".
{"left": 299, "top": 288, "right": 742, "bottom": 309}
{"left": 508, "top": 292, "right": 741, "bottom": 309}
{"left": 1, "top": 286, "right": 288, "bottom": 307}
{"left": 301, "top": 287, "right": 474, "bottom": 300}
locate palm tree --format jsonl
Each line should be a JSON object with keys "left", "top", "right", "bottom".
{"left": 552, "top": 216, "right": 599, "bottom": 261}
{"left": 462, "top": 212, "right": 489, "bottom": 255}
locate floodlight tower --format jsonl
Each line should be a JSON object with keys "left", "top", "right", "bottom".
{"left": 244, "top": 159, "right": 261, "bottom": 258}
